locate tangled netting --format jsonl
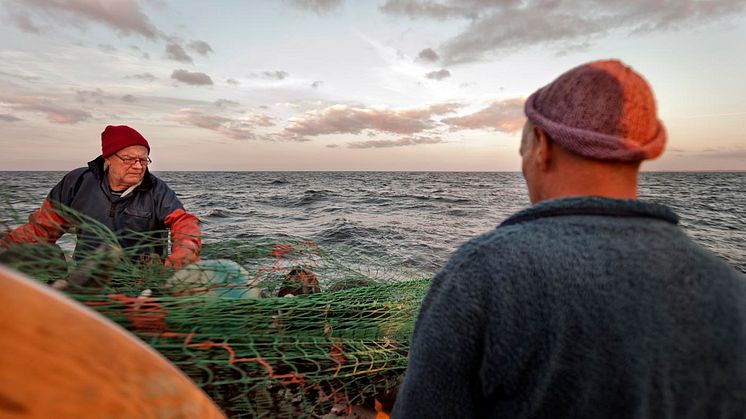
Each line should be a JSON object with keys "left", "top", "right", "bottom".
{"left": 0, "top": 202, "right": 430, "bottom": 417}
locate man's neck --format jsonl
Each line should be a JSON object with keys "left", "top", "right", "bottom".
{"left": 107, "top": 177, "right": 128, "bottom": 192}
{"left": 107, "top": 173, "right": 140, "bottom": 193}
{"left": 542, "top": 183, "right": 638, "bottom": 201}
{"left": 538, "top": 165, "right": 639, "bottom": 202}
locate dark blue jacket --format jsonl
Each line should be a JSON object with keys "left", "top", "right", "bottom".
{"left": 393, "top": 197, "right": 746, "bottom": 419}
{"left": 48, "top": 156, "right": 185, "bottom": 260}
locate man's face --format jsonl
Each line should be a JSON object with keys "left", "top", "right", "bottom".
{"left": 105, "top": 145, "right": 148, "bottom": 187}
{"left": 520, "top": 121, "right": 540, "bottom": 204}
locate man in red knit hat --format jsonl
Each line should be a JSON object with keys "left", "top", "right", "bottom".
{"left": 1, "top": 125, "right": 200, "bottom": 270}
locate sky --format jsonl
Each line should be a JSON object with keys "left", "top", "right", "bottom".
{"left": 0, "top": 0, "right": 745, "bottom": 171}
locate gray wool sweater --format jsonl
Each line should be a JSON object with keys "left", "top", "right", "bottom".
{"left": 392, "top": 196, "right": 746, "bottom": 419}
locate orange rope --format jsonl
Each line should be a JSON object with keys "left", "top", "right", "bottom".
{"left": 160, "top": 332, "right": 306, "bottom": 386}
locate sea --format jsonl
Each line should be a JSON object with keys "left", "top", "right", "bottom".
{"left": 1, "top": 171, "right": 744, "bottom": 275}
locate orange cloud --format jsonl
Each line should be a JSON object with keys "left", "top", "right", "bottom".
{"left": 0, "top": 94, "right": 91, "bottom": 124}
{"left": 285, "top": 103, "right": 461, "bottom": 138}
{"left": 168, "top": 109, "right": 274, "bottom": 140}
{"left": 8, "top": 0, "right": 160, "bottom": 39}
{"left": 442, "top": 98, "right": 525, "bottom": 133}
{"left": 348, "top": 135, "right": 444, "bottom": 149}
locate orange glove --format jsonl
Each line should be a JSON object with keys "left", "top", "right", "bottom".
{"left": 1, "top": 199, "right": 68, "bottom": 248}
{"left": 163, "top": 208, "right": 201, "bottom": 269}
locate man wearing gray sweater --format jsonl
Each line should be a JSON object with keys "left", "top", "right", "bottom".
{"left": 392, "top": 60, "right": 746, "bottom": 418}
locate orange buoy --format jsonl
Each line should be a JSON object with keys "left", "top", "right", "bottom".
{"left": 0, "top": 265, "right": 224, "bottom": 418}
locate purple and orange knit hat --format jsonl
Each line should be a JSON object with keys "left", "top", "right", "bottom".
{"left": 524, "top": 59, "right": 666, "bottom": 161}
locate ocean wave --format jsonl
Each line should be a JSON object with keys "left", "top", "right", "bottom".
{"left": 384, "top": 193, "right": 472, "bottom": 204}
{"left": 294, "top": 189, "right": 335, "bottom": 206}
{"left": 314, "top": 218, "right": 404, "bottom": 247}
{"left": 206, "top": 208, "right": 231, "bottom": 218}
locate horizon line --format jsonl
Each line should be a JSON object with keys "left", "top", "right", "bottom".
{"left": 1, "top": 169, "right": 745, "bottom": 173}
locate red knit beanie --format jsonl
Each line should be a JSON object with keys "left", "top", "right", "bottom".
{"left": 101, "top": 125, "right": 150, "bottom": 157}
{"left": 524, "top": 60, "right": 666, "bottom": 161}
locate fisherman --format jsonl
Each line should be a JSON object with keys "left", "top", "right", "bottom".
{"left": 0, "top": 125, "right": 201, "bottom": 269}
{"left": 392, "top": 60, "right": 746, "bottom": 417}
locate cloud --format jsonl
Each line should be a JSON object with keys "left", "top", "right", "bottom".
{"left": 226, "top": 78, "right": 240, "bottom": 86}
{"left": 284, "top": 103, "right": 461, "bottom": 138}
{"left": 252, "top": 71, "right": 289, "bottom": 80}
{"left": 348, "top": 135, "right": 444, "bottom": 149}
{"left": 0, "top": 70, "right": 41, "bottom": 82}
{"left": 244, "top": 113, "right": 275, "bottom": 128}
{"left": 165, "top": 42, "right": 193, "bottom": 63}
{"left": 669, "top": 147, "right": 746, "bottom": 160}
{"left": 214, "top": 99, "right": 240, "bottom": 109}
{"left": 380, "top": 0, "right": 746, "bottom": 64}
{"left": 288, "top": 0, "right": 344, "bottom": 13}
{"left": 143, "top": 0, "right": 168, "bottom": 9}
{"left": 425, "top": 69, "right": 451, "bottom": 80}
{"left": 417, "top": 48, "right": 439, "bottom": 62}
{"left": 121, "top": 94, "right": 136, "bottom": 102}
{"left": 379, "top": 0, "right": 483, "bottom": 19}
{"left": 187, "top": 40, "right": 213, "bottom": 56}
{"left": 325, "top": 144, "right": 340, "bottom": 148}
{"left": 265, "top": 71, "right": 288, "bottom": 80}
{"left": 442, "top": 98, "right": 525, "bottom": 133}
{"left": 97, "top": 43, "right": 117, "bottom": 52}
{"left": 6, "top": 0, "right": 161, "bottom": 39}
{"left": 0, "top": 94, "right": 91, "bottom": 124}
{"left": 171, "top": 69, "right": 213, "bottom": 85}
{"left": 168, "top": 108, "right": 275, "bottom": 140}
{"left": 10, "top": 12, "right": 41, "bottom": 33}
{"left": 399, "top": 102, "right": 461, "bottom": 118}
{"left": 0, "top": 114, "right": 23, "bottom": 122}
{"left": 75, "top": 88, "right": 106, "bottom": 104}
{"left": 128, "top": 44, "right": 150, "bottom": 59}
{"left": 169, "top": 109, "right": 227, "bottom": 130}
{"left": 125, "top": 72, "right": 157, "bottom": 82}
{"left": 311, "top": 80, "right": 323, "bottom": 88}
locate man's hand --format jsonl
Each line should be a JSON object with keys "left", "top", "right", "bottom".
{"left": 164, "top": 244, "right": 199, "bottom": 269}
{"left": 1, "top": 199, "right": 67, "bottom": 246}
{"left": 164, "top": 250, "right": 198, "bottom": 270}
{"left": 111, "top": 291, "right": 167, "bottom": 334}
{"left": 163, "top": 208, "right": 201, "bottom": 270}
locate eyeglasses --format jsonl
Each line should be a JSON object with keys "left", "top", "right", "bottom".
{"left": 114, "top": 153, "right": 152, "bottom": 166}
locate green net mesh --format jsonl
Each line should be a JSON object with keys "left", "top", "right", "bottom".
{"left": 0, "top": 201, "right": 429, "bottom": 417}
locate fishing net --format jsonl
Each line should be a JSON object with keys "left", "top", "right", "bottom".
{"left": 0, "top": 200, "right": 429, "bottom": 417}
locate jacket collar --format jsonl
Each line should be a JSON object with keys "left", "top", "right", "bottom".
{"left": 500, "top": 196, "right": 679, "bottom": 228}
{"left": 88, "top": 155, "right": 154, "bottom": 191}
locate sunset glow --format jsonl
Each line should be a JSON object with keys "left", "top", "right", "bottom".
{"left": 1, "top": 0, "right": 745, "bottom": 171}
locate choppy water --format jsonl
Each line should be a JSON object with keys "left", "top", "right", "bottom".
{"left": 1, "top": 171, "right": 744, "bottom": 274}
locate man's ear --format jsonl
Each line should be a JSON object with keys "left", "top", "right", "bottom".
{"left": 533, "top": 125, "right": 552, "bottom": 172}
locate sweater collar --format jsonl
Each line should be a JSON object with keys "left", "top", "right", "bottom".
{"left": 500, "top": 196, "right": 679, "bottom": 227}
